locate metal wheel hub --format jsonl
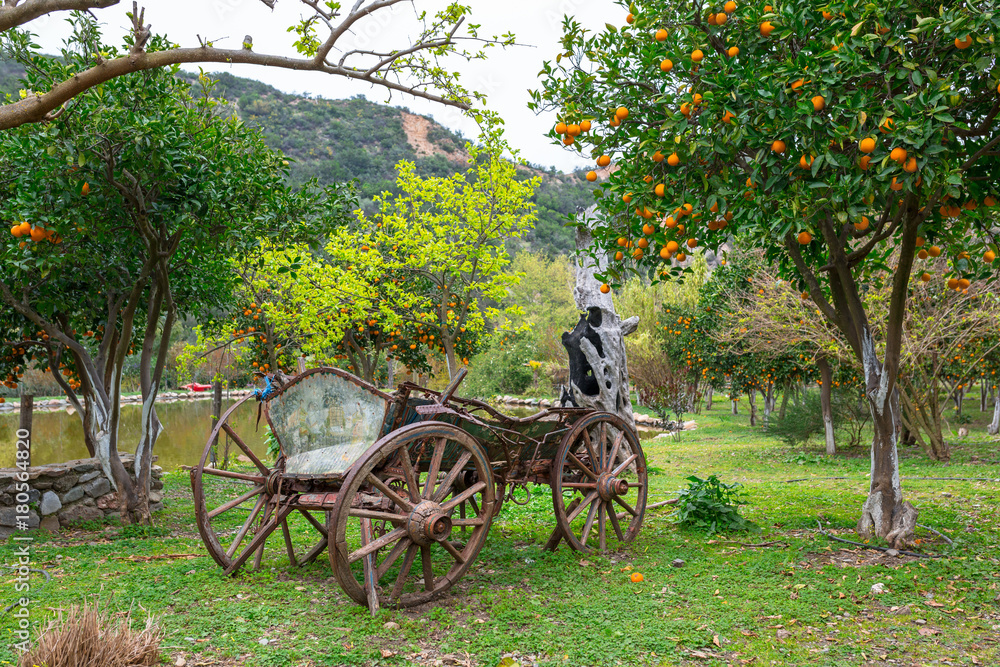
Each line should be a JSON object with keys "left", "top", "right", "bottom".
{"left": 597, "top": 474, "right": 628, "bottom": 502}
{"left": 265, "top": 470, "right": 283, "bottom": 496}
{"left": 406, "top": 500, "right": 453, "bottom": 546}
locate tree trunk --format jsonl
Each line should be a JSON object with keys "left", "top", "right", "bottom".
{"left": 18, "top": 394, "right": 33, "bottom": 467}
{"left": 762, "top": 383, "right": 773, "bottom": 425}
{"left": 856, "top": 336, "right": 917, "bottom": 549}
{"left": 778, "top": 385, "right": 790, "bottom": 421}
{"left": 705, "top": 385, "right": 713, "bottom": 411}
{"left": 443, "top": 334, "right": 458, "bottom": 381}
{"left": 818, "top": 356, "right": 836, "bottom": 456}
{"left": 561, "top": 219, "right": 639, "bottom": 428}
{"left": 386, "top": 356, "right": 395, "bottom": 389}
{"left": 731, "top": 399, "right": 738, "bottom": 415}
{"left": 988, "top": 393, "right": 999, "bottom": 436}
{"left": 980, "top": 379, "right": 988, "bottom": 413}
{"left": 748, "top": 389, "right": 757, "bottom": 427}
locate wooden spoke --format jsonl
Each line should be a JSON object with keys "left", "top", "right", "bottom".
{"left": 561, "top": 481, "right": 598, "bottom": 489}
{"left": 598, "top": 502, "right": 607, "bottom": 552}
{"left": 442, "top": 481, "right": 486, "bottom": 512}
{"left": 579, "top": 500, "right": 599, "bottom": 547}
{"left": 376, "top": 537, "right": 412, "bottom": 580}
{"left": 208, "top": 485, "right": 263, "bottom": 520}
{"left": 598, "top": 422, "right": 608, "bottom": 469}
{"left": 348, "top": 508, "right": 408, "bottom": 523}
{"left": 611, "top": 453, "right": 638, "bottom": 477}
{"left": 297, "top": 508, "right": 328, "bottom": 537}
{"left": 458, "top": 500, "right": 466, "bottom": 534}
{"left": 390, "top": 543, "right": 419, "bottom": 600}
{"left": 224, "top": 504, "right": 293, "bottom": 575}
{"left": 367, "top": 474, "right": 414, "bottom": 512}
{"left": 348, "top": 527, "right": 407, "bottom": 564}
{"left": 253, "top": 501, "right": 275, "bottom": 571}
{"left": 440, "top": 537, "right": 467, "bottom": 564}
{"left": 581, "top": 428, "right": 599, "bottom": 472}
{"left": 423, "top": 437, "right": 447, "bottom": 499}
{"left": 396, "top": 442, "right": 422, "bottom": 503}
{"left": 281, "top": 520, "right": 298, "bottom": 567}
{"left": 432, "top": 450, "right": 473, "bottom": 503}
{"left": 201, "top": 467, "right": 265, "bottom": 484}
{"left": 421, "top": 545, "right": 435, "bottom": 591}
{"left": 222, "top": 423, "right": 270, "bottom": 476}
{"left": 451, "top": 516, "right": 484, "bottom": 527}
{"left": 568, "top": 491, "right": 598, "bottom": 522}
{"left": 607, "top": 504, "right": 626, "bottom": 542}
{"left": 607, "top": 431, "right": 625, "bottom": 474}
{"left": 612, "top": 495, "right": 638, "bottom": 517}
{"left": 468, "top": 495, "right": 480, "bottom": 517}
{"left": 300, "top": 537, "right": 328, "bottom": 565}
{"left": 567, "top": 452, "right": 598, "bottom": 480}
{"left": 226, "top": 494, "right": 266, "bottom": 558}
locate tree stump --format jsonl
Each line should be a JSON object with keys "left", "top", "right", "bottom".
{"left": 560, "top": 213, "right": 638, "bottom": 429}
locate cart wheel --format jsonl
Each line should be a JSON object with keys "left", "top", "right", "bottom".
{"left": 330, "top": 422, "right": 495, "bottom": 608}
{"left": 551, "top": 412, "right": 647, "bottom": 553}
{"left": 191, "top": 395, "right": 328, "bottom": 574}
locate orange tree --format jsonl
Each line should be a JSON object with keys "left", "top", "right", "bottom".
{"left": 531, "top": 1, "right": 1000, "bottom": 546}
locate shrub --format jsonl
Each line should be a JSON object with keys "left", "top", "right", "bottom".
{"left": 464, "top": 330, "right": 536, "bottom": 398}
{"left": 671, "top": 474, "right": 755, "bottom": 534}
{"left": 18, "top": 601, "right": 162, "bottom": 667}
{"left": 766, "top": 390, "right": 824, "bottom": 447}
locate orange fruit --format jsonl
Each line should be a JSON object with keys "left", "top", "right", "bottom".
{"left": 822, "top": 10, "right": 833, "bottom": 19}
{"left": 615, "top": 251, "right": 624, "bottom": 261}
{"left": 920, "top": 272, "right": 931, "bottom": 283}
{"left": 600, "top": 283, "right": 611, "bottom": 294}
{"left": 665, "top": 216, "right": 677, "bottom": 228}
{"left": 631, "top": 572, "right": 644, "bottom": 583}
{"left": 655, "top": 29, "right": 669, "bottom": 41}
{"left": 890, "top": 177, "right": 903, "bottom": 191}
{"left": 667, "top": 153, "right": 680, "bottom": 166}
{"left": 692, "top": 49, "right": 704, "bottom": 62}
{"left": 81, "top": 182, "right": 90, "bottom": 196}
{"left": 652, "top": 151, "right": 665, "bottom": 163}
{"left": 567, "top": 123, "right": 581, "bottom": 136}
{"left": 771, "top": 139, "right": 786, "bottom": 154}
{"left": 915, "top": 236, "right": 925, "bottom": 247}
{"left": 637, "top": 238, "right": 649, "bottom": 249}
{"left": 708, "top": 12, "right": 718, "bottom": 26}
{"left": 659, "top": 247, "right": 672, "bottom": 259}
{"left": 666, "top": 240, "right": 680, "bottom": 254}
{"left": 10, "top": 224, "right": 21, "bottom": 237}
{"left": 727, "top": 46, "right": 739, "bottom": 57}
{"left": 632, "top": 248, "right": 644, "bottom": 259}
{"left": 859, "top": 137, "right": 876, "bottom": 153}
{"left": 879, "top": 118, "right": 894, "bottom": 133}
{"left": 29, "top": 226, "right": 46, "bottom": 242}
{"left": 682, "top": 203, "right": 693, "bottom": 214}
{"left": 586, "top": 171, "right": 597, "bottom": 182}
{"left": 799, "top": 155, "right": 813, "bottom": 169}
{"left": 626, "top": 13, "right": 635, "bottom": 24}
{"left": 617, "top": 236, "right": 628, "bottom": 246}
{"left": 722, "top": 110, "right": 735, "bottom": 123}
{"left": 692, "top": 93, "right": 703, "bottom": 105}
{"left": 954, "top": 35, "right": 973, "bottom": 49}
{"left": 890, "top": 147, "right": 907, "bottom": 163}
{"left": 623, "top": 193, "right": 633, "bottom": 203}
{"left": 597, "top": 155, "right": 611, "bottom": 167}
{"left": 580, "top": 120, "right": 591, "bottom": 132}
{"left": 687, "top": 238, "right": 698, "bottom": 248}
{"left": 724, "top": 1, "right": 737, "bottom": 12}
{"left": 760, "top": 21, "right": 775, "bottom": 37}
{"left": 918, "top": 249, "right": 929, "bottom": 260}
{"left": 854, "top": 216, "right": 870, "bottom": 231}
{"left": 563, "top": 135, "right": 574, "bottom": 146}
{"left": 654, "top": 184, "right": 665, "bottom": 197}
{"left": 676, "top": 252, "right": 687, "bottom": 262}
{"left": 616, "top": 106, "right": 629, "bottom": 119}
{"left": 660, "top": 58, "right": 674, "bottom": 72}
{"left": 554, "top": 122, "right": 567, "bottom": 134}
{"left": 812, "top": 95, "right": 825, "bottom": 111}
{"left": 903, "top": 157, "right": 918, "bottom": 173}
{"left": 958, "top": 278, "right": 971, "bottom": 289}
{"left": 859, "top": 155, "right": 871, "bottom": 170}
{"left": 925, "top": 244, "right": 941, "bottom": 257}
{"left": 643, "top": 223, "right": 655, "bottom": 235}
{"left": 716, "top": 13, "right": 728, "bottom": 25}
{"left": 797, "top": 231, "right": 812, "bottom": 244}
{"left": 985, "top": 250, "right": 996, "bottom": 263}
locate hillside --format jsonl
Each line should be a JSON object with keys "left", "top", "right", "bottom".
{"left": 0, "top": 60, "right": 593, "bottom": 254}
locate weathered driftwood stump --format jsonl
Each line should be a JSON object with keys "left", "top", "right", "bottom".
{"left": 560, "top": 215, "right": 638, "bottom": 429}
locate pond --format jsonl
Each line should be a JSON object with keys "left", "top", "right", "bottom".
{"left": 0, "top": 398, "right": 268, "bottom": 471}
{"left": 0, "top": 400, "right": 659, "bottom": 472}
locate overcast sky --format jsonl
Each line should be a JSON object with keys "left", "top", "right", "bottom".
{"left": 30, "top": 0, "right": 622, "bottom": 172}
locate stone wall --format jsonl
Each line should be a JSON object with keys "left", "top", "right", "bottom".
{"left": 0, "top": 455, "right": 163, "bottom": 534}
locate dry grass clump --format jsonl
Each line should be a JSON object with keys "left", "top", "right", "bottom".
{"left": 18, "top": 601, "right": 162, "bottom": 667}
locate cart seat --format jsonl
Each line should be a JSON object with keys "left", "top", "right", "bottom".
{"left": 264, "top": 369, "right": 391, "bottom": 477}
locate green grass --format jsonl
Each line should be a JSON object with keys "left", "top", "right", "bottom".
{"left": 2, "top": 399, "right": 998, "bottom": 667}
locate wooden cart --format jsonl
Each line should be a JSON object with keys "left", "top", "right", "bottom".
{"left": 190, "top": 367, "right": 647, "bottom": 609}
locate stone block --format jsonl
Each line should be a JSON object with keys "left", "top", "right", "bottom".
{"left": 150, "top": 502, "right": 164, "bottom": 513}
{"left": 60, "top": 486, "right": 85, "bottom": 504}
{"left": 39, "top": 515, "right": 60, "bottom": 533}
{"left": 32, "top": 480, "right": 54, "bottom": 490}
{"left": 0, "top": 507, "right": 39, "bottom": 528}
{"left": 77, "top": 471, "right": 102, "bottom": 484}
{"left": 151, "top": 479, "right": 164, "bottom": 491}
{"left": 83, "top": 477, "right": 111, "bottom": 498}
{"left": 0, "top": 493, "right": 12, "bottom": 507}
{"left": 148, "top": 490, "right": 164, "bottom": 504}
{"left": 72, "top": 461, "right": 98, "bottom": 473}
{"left": 24, "top": 489, "right": 40, "bottom": 504}
{"left": 58, "top": 504, "right": 103, "bottom": 527}
{"left": 39, "top": 491, "right": 62, "bottom": 516}
{"left": 53, "top": 473, "right": 80, "bottom": 493}
{"left": 96, "top": 493, "right": 118, "bottom": 510}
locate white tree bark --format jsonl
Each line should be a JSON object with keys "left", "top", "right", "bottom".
{"left": 988, "top": 394, "right": 1000, "bottom": 436}
{"left": 561, "top": 211, "right": 638, "bottom": 429}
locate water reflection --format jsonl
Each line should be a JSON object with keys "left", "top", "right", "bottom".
{"left": 0, "top": 398, "right": 267, "bottom": 471}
